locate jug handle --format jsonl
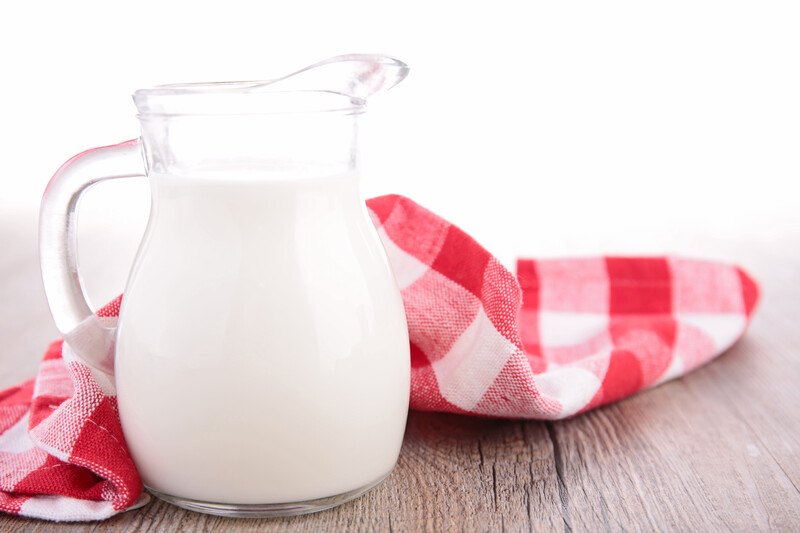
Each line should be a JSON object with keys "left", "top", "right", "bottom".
{"left": 39, "top": 139, "right": 146, "bottom": 375}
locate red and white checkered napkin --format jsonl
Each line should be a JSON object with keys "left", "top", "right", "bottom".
{"left": 0, "top": 194, "right": 758, "bottom": 521}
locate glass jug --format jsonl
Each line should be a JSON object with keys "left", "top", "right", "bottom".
{"left": 39, "top": 55, "right": 411, "bottom": 517}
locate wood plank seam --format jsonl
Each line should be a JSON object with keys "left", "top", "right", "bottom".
{"left": 546, "top": 422, "right": 573, "bottom": 532}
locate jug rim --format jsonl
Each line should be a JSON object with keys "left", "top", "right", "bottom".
{"left": 133, "top": 84, "right": 366, "bottom": 118}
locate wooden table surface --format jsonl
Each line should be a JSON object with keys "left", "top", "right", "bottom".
{"left": 1, "top": 213, "right": 798, "bottom": 532}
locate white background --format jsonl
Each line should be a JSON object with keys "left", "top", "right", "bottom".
{"left": 1, "top": 1, "right": 798, "bottom": 305}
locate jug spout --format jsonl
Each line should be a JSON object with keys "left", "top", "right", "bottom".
{"left": 250, "top": 54, "right": 410, "bottom": 104}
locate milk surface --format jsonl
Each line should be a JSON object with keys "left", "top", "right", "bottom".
{"left": 115, "top": 170, "right": 410, "bottom": 504}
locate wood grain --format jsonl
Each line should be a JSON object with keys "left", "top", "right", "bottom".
{"left": 1, "top": 215, "right": 798, "bottom": 532}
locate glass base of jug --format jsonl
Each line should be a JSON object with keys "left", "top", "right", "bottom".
{"left": 146, "top": 473, "right": 390, "bottom": 518}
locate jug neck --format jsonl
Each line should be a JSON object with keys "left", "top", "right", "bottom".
{"left": 139, "top": 110, "right": 359, "bottom": 179}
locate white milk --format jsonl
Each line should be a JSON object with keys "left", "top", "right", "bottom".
{"left": 115, "top": 171, "right": 410, "bottom": 504}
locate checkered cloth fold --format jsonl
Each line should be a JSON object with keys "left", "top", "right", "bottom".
{"left": 0, "top": 194, "right": 758, "bottom": 521}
